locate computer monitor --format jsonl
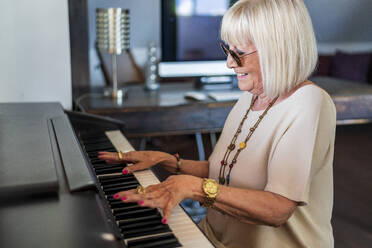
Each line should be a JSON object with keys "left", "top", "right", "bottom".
{"left": 159, "top": 0, "right": 236, "bottom": 78}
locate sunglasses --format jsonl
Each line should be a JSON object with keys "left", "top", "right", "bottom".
{"left": 220, "top": 42, "right": 257, "bottom": 66}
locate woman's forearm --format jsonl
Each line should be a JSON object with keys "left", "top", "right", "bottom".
{"left": 213, "top": 188, "right": 296, "bottom": 226}
{"left": 211, "top": 203, "right": 266, "bottom": 225}
{"left": 158, "top": 155, "right": 296, "bottom": 226}
{"left": 159, "top": 153, "right": 209, "bottom": 178}
{"left": 188, "top": 179, "right": 297, "bottom": 227}
{"left": 177, "top": 159, "right": 209, "bottom": 177}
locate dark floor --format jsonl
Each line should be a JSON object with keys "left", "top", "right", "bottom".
{"left": 129, "top": 122, "right": 372, "bottom": 247}
{"left": 332, "top": 123, "right": 372, "bottom": 248}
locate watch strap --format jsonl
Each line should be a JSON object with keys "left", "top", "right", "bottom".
{"left": 202, "top": 195, "right": 216, "bottom": 208}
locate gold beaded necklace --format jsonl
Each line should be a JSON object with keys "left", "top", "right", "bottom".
{"left": 218, "top": 95, "right": 279, "bottom": 186}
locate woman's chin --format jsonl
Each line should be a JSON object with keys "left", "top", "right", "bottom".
{"left": 238, "top": 80, "right": 253, "bottom": 92}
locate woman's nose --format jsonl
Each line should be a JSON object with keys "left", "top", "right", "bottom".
{"left": 226, "top": 54, "right": 238, "bottom": 68}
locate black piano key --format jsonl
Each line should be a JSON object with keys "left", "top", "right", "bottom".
{"left": 105, "top": 188, "right": 138, "bottom": 198}
{"left": 112, "top": 204, "right": 143, "bottom": 214}
{"left": 110, "top": 201, "right": 138, "bottom": 209}
{"left": 80, "top": 132, "right": 107, "bottom": 140}
{"left": 94, "top": 165, "right": 126, "bottom": 172}
{"left": 85, "top": 144, "right": 114, "bottom": 153}
{"left": 121, "top": 223, "right": 171, "bottom": 239}
{"left": 102, "top": 181, "right": 139, "bottom": 191}
{"left": 99, "top": 174, "right": 137, "bottom": 184}
{"left": 81, "top": 138, "right": 111, "bottom": 147}
{"left": 93, "top": 163, "right": 124, "bottom": 169}
{"left": 115, "top": 208, "right": 159, "bottom": 221}
{"left": 95, "top": 167, "right": 126, "bottom": 175}
{"left": 84, "top": 139, "right": 112, "bottom": 145}
{"left": 102, "top": 181, "right": 138, "bottom": 191}
{"left": 100, "top": 176, "right": 137, "bottom": 184}
{"left": 90, "top": 158, "right": 107, "bottom": 164}
{"left": 99, "top": 174, "right": 135, "bottom": 181}
{"left": 117, "top": 214, "right": 162, "bottom": 226}
{"left": 127, "top": 233, "right": 181, "bottom": 248}
{"left": 106, "top": 190, "right": 138, "bottom": 200}
{"left": 107, "top": 195, "right": 116, "bottom": 202}
{"left": 120, "top": 219, "right": 171, "bottom": 233}
{"left": 105, "top": 188, "right": 143, "bottom": 202}
{"left": 81, "top": 136, "right": 110, "bottom": 145}
{"left": 104, "top": 185, "right": 139, "bottom": 195}
{"left": 87, "top": 152, "right": 99, "bottom": 158}
{"left": 84, "top": 142, "right": 113, "bottom": 150}
{"left": 104, "top": 185, "right": 139, "bottom": 197}
{"left": 120, "top": 219, "right": 162, "bottom": 230}
{"left": 94, "top": 165, "right": 125, "bottom": 172}
{"left": 87, "top": 154, "right": 98, "bottom": 159}
{"left": 87, "top": 149, "right": 116, "bottom": 158}
{"left": 84, "top": 141, "right": 113, "bottom": 149}
{"left": 80, "top": 137, "right": 107, "bottom": 144}
{"left": 107, "top": 196, "right": 123, "bottom": 203}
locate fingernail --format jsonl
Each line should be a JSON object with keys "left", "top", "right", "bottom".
{"left": 113, "top": 193, "right": 119, "bottom": 199}
{"left": 162, "top": 218, "right": 167, "bottom": 224}
{"left": 138, "top": 200, "right": 144, "bottom": 205}
{"left": 122, "top": 169, "right": 128, "bottom": 175}
{"left": 121, "top": 196, "right": 127, "bottom": 201}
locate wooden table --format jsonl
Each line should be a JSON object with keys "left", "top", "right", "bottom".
{"left": 75, "top": 76, "right": 372, "bottom": 158}
{"left": 75, "top": 82, "right": 237, "bottom": 137}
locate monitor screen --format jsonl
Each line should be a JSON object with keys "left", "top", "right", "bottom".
{"left": 159, "top": 0, "right": 236, "bottom": 78}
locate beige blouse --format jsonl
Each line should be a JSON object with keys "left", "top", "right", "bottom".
{"left": 199, "top": 85, "right": 336, "bottom": 248}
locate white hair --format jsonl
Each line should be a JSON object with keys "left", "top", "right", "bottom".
{"left": 221, "top": 0, "right": 318, "bottom": 98}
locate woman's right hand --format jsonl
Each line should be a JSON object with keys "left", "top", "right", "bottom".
{"left": 97, "top": 151, "right": 174, "bottom": 174}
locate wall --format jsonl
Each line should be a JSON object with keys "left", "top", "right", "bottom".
{"left": 0, "top": 0, "right": 72, "bottom": 109}
{"left": 305, "top": 0, "right": 372, "bottom": 54}
{"left": 88, "top": 0, "right": 372, "bottom": 86}
{"left": 305, "top": 0, "right": 372, "bottom": 42}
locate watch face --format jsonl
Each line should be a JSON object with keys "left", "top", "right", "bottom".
{"left": 206, "top": 181, "right": 218, "bottom": 194}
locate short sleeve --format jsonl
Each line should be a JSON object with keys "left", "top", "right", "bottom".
{"left": 264, "top": 92, "right": 324, "bottom": 205}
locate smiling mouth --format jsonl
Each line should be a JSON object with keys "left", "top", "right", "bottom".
{"left": 237, "top": 73, "right": 248, "bottom": 76}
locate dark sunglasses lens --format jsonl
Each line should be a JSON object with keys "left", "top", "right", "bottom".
{"left": 220, "top": 42, "right": 241, "bottom": 66}
{"left": 220, "top": 43, "right": 229, "bottom": 56}
{"left": 231, "top": 53, "right": 241, "bottom": 65}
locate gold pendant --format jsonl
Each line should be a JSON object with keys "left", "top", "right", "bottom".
{"left": 239, "top": 142, "right": 246, "bottom": 149}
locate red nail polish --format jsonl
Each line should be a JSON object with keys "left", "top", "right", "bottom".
{"left": 113, "top": 193, "right": 119, "bottom": 199}
{"left": 162, "top": 218, "right": 167, "bottom": 224}
{"left": 121, "top": 196, "right": 127, "bottom": 201}
{"left": 122, "top": 169, "right": 128, "bottom": 175}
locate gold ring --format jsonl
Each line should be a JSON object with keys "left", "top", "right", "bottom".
{"left": 136, "top": 185, "right": 146, "bottom": 194}
{"left": 118, "top": 151, "right": 123, "bottom": 160}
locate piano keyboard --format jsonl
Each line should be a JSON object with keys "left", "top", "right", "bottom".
{"left": 78, "top": 130, "right": 214, "bottom": 248}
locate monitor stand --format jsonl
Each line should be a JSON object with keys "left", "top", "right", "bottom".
{"left": 195, "top": 76, "right": 237, "bottom": 90}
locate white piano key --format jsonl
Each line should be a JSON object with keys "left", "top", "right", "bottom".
{"left": 105, "top": 130, "right": 214, "bottom": 248}
{"left": 106, "top": 130, "right": 135, "bottom": 152}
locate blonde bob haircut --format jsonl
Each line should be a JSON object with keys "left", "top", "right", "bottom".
{"left": 221, "top": 0, "right": 318, "bottom": 98}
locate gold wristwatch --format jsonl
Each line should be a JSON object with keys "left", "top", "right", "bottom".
{"left": 202, "top": 178, "right": 219, "bottom": 208}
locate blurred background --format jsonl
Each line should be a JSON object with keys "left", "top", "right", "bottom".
{"left": 1, "top": 0, "right": 371, "bottom": 108}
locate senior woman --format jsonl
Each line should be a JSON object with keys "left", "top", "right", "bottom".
{"left": 98, "top": 0, "right": 336, "bottom": 247}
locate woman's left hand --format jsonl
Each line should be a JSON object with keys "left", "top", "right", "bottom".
{"left": 113, "top": 175, "right": 202, "bottom": 224}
